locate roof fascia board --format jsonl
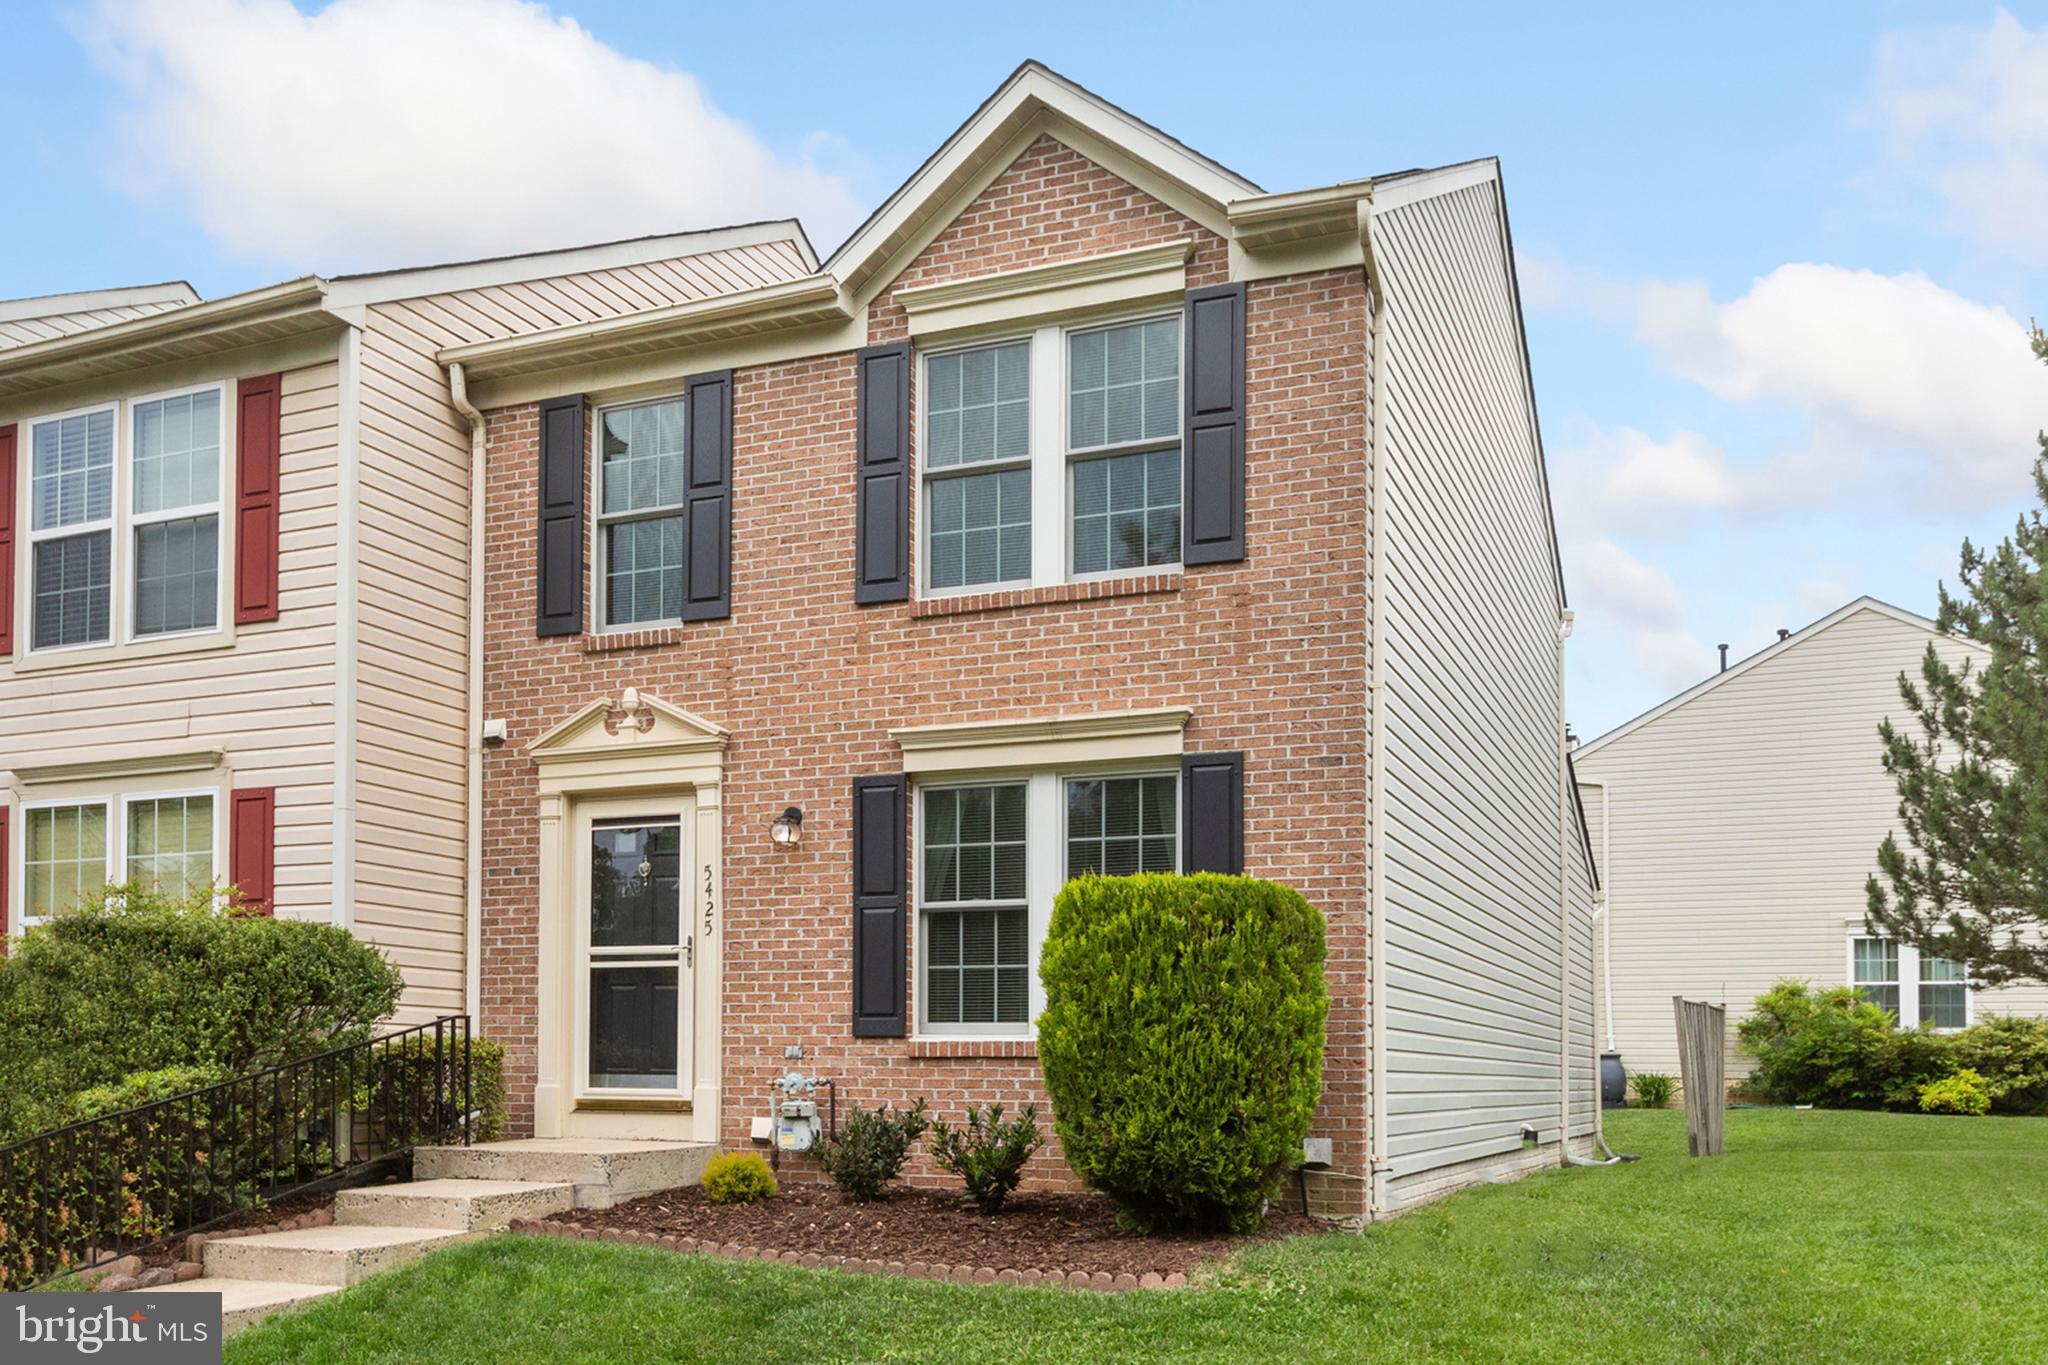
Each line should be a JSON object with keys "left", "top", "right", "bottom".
{"left": 0, "top": 282, "right": 199, "bottom": 324}
{"left": 1369, "top": 158, "right": 1501, "bottom": 212}
{"left": 1574, "top": 597, "right": 1970, "bottom": 760}
{"left": 326, "top": 220, "right": 815, "bottom": 309}
{"left": 0, "top": 278, "right": 335, "bottom": 385}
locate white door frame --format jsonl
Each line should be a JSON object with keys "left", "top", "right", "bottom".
{"left": 573, "top": 798, "right": 694, "bottom": 1103}
{"left": 529, "top": 690, "right": 726, "bottom": 1142}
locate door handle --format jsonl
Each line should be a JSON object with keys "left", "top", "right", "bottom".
{"left": 684, "top": 935, "right": 694, "bottom": 969}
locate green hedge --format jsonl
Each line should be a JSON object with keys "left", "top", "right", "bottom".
{"left": 1738, "top": 981, "right": 2048, "bottom": 1114}
{"left": 1038, "top": 873, "right": 1328, "bottom": 1233}
{"left": 0, "top": 884, "right": 404, "bottom": 1143}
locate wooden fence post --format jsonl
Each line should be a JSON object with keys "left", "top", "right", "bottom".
{"left": 1672, "top": 996, "right": 1726, "bottom": 1157}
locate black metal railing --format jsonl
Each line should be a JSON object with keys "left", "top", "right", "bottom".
{"left": 0, "top": 1014, "right": 472, "bottom": 1290}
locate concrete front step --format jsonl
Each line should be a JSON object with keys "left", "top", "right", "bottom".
{"left": 203, "top": 1223, "right": 475, "bottom": 1287}
{"left": 142, "top": 1277, "right": 342, "bottom": 1335}
{"left": 335, "top": 1178, "right": 575, "bottom": 1232}
{"left": 414, "top": 1138, "right": 714, "bottom": 1208}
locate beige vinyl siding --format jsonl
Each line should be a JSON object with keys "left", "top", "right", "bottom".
{"left": 346, "top": 242, "right": 815, "bottom": 1017}
{"left": 0, "top": 361, "right": 340, "bottom": 920}
{"left": 1371, "top": 178, "right": 1596, "bottom": 1204}
{"left": 1575, "top": 603, "right": 2048, "bottom": 1076}
{"left": 0, "top": 300, "right": 193, "bottom": 351}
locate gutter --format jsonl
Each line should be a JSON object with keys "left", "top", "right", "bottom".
{"left": 447, "top": 363, "right": 486, "bottom": 1025}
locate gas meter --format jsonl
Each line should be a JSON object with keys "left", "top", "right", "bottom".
{"left": 771, "top": 1046, "right": 825, "bottom": 1153}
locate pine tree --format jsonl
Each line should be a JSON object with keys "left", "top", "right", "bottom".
{"left": 1868, "top": 326, "right": 2048, "bottom": 986}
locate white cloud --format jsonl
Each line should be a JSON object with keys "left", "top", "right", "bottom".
{"left": 76, "top": 0, "right": 865, "bottom": 271}
{"left": 1564, "top": 539, "right": 1714, "bottom": 693}
{"left": 1872, "top": 8, "right": 2048, "bottom": 257}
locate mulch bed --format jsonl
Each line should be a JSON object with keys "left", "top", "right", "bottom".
{"left": 532, "top": 1182, "right": 1327, "bottom": 1286}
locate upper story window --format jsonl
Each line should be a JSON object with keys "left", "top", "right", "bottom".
{"left": 1850, "top": 934, "right": 1971, "bottom": 1030}
{"left": 920, "top": 314, "right": 1182, "bottom": 596}
{"left": 596, "top": 398, "right": 686, "bottom": 629}
{"left": 23, "top": 385, "right": 224, "bottom": 654}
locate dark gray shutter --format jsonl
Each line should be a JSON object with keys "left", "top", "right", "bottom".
{"left": 852, "top": 773, "right": 909, "bottom": 1036}
{"left": 854, "top": 342, "right": 912, "bottom": 603}
{"left": 536, "top": 394, "right": 586, "bottom": 637}
{"left": 1182, "top": 751, "right": 1244, "bottom": 874}
{"left": 681, "top": 369, "right": 732, "bottom": 621}
{"left": 1183, "top": 283, "right": 1247, "bottom": 565}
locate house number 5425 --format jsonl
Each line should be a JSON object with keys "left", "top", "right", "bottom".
{"left": 703, "top": 864, "right": 716, "bottom": 937}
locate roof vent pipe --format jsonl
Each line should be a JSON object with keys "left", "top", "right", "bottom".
{"left": 1777, "top": 628, "right": 1790, "bottom": 641}
{"left": 1718, "top": 644, "right": 1729, "bottom": 672}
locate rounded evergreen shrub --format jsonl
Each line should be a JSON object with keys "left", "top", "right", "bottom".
{"left": 1037, "top": 873, "right": 1328, "bottom": 1233}
{"left": 701, "top": 1152, "right": 777, "bottom": 1204}
{"left": 1919, "top": 1068, "right": 1992, "bottom": 1116}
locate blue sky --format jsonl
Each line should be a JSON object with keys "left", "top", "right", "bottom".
{"left": 5, "top": 1, "right": 2045, "bottom": 736}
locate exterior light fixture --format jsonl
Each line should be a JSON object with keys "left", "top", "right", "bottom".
{"left": 770, "top": 807, "right": 804, "bottom": 847}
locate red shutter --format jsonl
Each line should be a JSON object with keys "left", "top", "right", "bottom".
{"left": 235, "top": 374, "right": 283, "bottom": 624}
{"left": 230, "top": 787, "right": 276, "bottom": 915}
{"left": 0, "top": 422, "right": 17, "bottom": 656}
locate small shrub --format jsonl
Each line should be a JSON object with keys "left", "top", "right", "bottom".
{"left": 1949, "top": 1015, "right": 2048, "bottom": 1115}
{"left": 1629, "top": 1073, "right": 1677, "bottom": 1109}
{"left": 930, "top": 1103, "right": 1043, "bottom": 1214}
{"left": 1038, "top": 873, "right": 1328, "bottom": 1234}
{"left": 1735, "top": 981, "right": 1951, "bottom": 1109}
{"left": 702, "top": 1152, "right": 777, "bottom": 1204}
{"left": 1919, "top": 1069, "right": 1992, "bottom": 1116}
{"left": 815, "top": 1100, "right": 929, "bottom": 1202}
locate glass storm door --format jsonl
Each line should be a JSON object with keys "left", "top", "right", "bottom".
{"left": 584, "top": 816, "right": 691, "bottom": 1094}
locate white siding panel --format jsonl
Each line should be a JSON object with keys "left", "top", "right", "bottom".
{"left": 1576, "top": 605, "right": 2048, "bottom": 1075}
{"left": 1372, "top": 180, "right": 1596, "bottom": 1199}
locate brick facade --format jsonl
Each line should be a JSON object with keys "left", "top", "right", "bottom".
{"left": 478, "top": 136, "right": 1374, "bottom": 1209}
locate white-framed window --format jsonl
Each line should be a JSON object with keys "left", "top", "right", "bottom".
{"left": 594, "top": 396, "right": 686, "bottom": 630}
{"left": 914, "top": 768, "right": 1180, "bottom": 1037}
{"left": 919, "top": 312, "right": 1182, "bottom": 596}
{"left": 21, "top": 383, "right": 226, "bottom": 655}
{"left": 1849, "top": 935, "right": 1972, "bottom": 1030}
{"left": 16, "top": 789, "right": 222, "bottom": 928}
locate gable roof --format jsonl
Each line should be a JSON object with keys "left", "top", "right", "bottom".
{"left": 1574, "top": 596, "right": 1975, "bottom": 760}
{"left": 0, "top": 282, "right": 200, "bottom": 352}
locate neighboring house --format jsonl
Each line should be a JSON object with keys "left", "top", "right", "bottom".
{"left": 0, "top": 225, "right": 818, "bottom": 1024}
{"left": 457, "top": 62, "right": 1600, "bottom": 1219}
{"left": 1575, "top": 596, "right": 2048, "bottom": 1077}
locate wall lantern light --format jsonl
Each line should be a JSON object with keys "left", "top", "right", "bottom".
{"left": 770, "top": 807, "right": 805, "bottom": 847}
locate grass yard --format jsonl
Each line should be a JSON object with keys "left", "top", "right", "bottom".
{"left": 227, "top": 1108, "right": 2048, "bottom": 1364}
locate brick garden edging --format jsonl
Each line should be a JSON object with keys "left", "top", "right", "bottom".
{"left": 506, "top": 1218, "right": 1190, "bottom": 1292}
{"left": 77, "top": 1206, "right": 336, "bottom": 1292}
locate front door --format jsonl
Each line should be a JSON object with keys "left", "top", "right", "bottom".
{"left": 576, "top": 807, "right": 693, "bottom": 1100}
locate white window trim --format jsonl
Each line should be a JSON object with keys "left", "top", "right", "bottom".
{"left": 912, "top": 762, "right": 1181, "bottom": 1040}
{"left": 592, "top": 394, "right": 687, "bottom": 634}
{"left": 1846, "top": 933, "right": 1974, "bottom": 1031}
{"left": 916, "top": 310, "right": 1184, "bottom": 600}
{"left": 123, "top": 381, "right": 229, "bottom": 646}
{"left": 23, "top": 401, "right": 120, "bottom": 656}
{"left": 17, "top": 383, "right": 231, "bottom": 661}
{"left": 14, "top": 787, "right": 227, "bottom": 931}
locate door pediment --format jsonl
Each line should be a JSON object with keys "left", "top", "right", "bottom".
{"left": 529, "top": 688, "right": 727, "bottom": 796}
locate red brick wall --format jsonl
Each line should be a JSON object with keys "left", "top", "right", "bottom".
{"left": 479, "top": 136, "right": 1372, "bottom": 1208}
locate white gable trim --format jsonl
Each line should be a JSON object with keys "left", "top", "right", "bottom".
{"left": 0, "top": 282, "right": 199, "bottom": 324}
{"left": 1575, "top": 597, "right": 1973, "bottom": 760}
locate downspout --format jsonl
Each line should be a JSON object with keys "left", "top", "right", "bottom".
{"left": 447, "top": 362, "right": 485, "bottom": 1026}
{"left": 1564, "top": 731, "right": 1634, "bottom": 1167}
{"left": 331, "top": 324, "right": 362, "bottom": 933}
{"left": 1359, "top": 192, "right": 1393, "bottom": 1216}
{"left": 1555, "top": 609, "right": 1573, "bottom": 1164}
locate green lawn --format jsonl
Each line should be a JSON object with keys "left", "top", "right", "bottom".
{"left": 228, "top": 1109, "right": 2048, "bottom": 1364}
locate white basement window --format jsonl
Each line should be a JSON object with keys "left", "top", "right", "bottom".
{"left": 1850, "top": 935, "right": 1971, "bottom": 1030}
{"left": 919, "top": 313, "right": 1182, "bottom": 596}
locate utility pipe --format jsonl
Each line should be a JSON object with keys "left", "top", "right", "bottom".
{"left": 1359, "top": 193, "right": 1392, "bottom": 1216}
{"left": 448, "top": 362, "right": 486, "bottom": 1026}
